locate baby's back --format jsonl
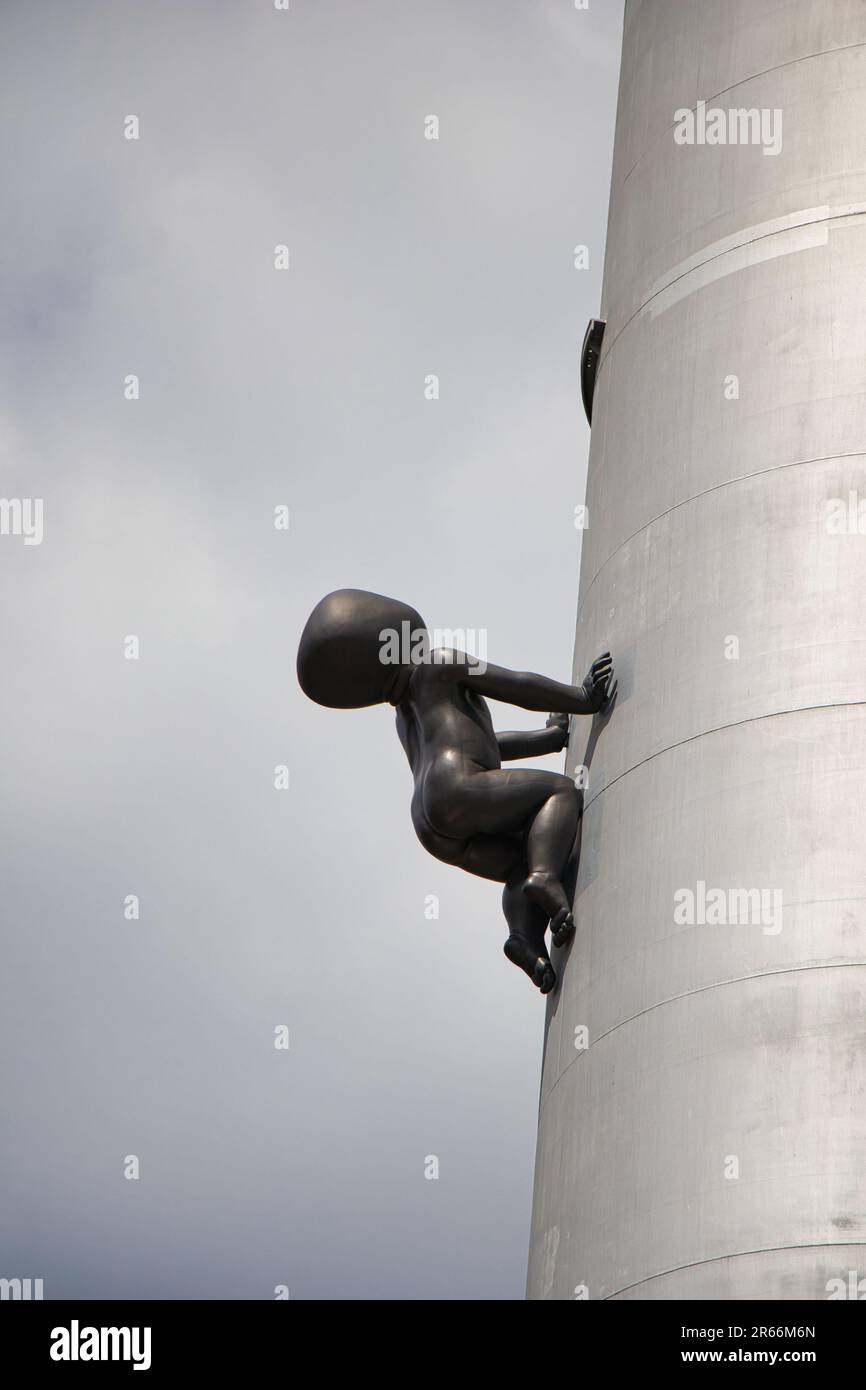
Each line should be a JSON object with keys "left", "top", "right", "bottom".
{"left": 396, "top": 653, "right": 501, "bottom": 780}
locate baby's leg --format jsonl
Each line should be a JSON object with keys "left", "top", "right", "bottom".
{"left": 554, "top": 797, "right": 583, "bottom": 947}
{"left": 524, "top": 783, "right": 580, "bottom": 945}
{"left": 453, "top": 835, "right": 558, "bottom": 994}
{"left": 414, "top": 823, "right": 556, "bottom": 994}
{"left": 501, "top": 866, "right": 556, "bottom": 994}
{"left": 427, "top": 768, "right": 579, "bottom": 937}
{"left": 413, "top": 817, "right": 565, "bottom": 994}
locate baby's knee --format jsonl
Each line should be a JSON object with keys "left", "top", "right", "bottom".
{"left": 548, "top": 779, "right": 581, "bottom": 830}
{"left": 550, "top": 774, "right": 580, "bottom": 806}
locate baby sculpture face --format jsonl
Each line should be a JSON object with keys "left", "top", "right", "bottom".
{"left": 297, "top": 589, "right": 427, "bottom": 708}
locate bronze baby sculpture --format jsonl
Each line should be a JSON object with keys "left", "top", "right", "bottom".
{"left": 297, "top": 589, "right": 615, "bottom": 994}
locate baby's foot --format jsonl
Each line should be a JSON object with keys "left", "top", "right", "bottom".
{"left": 524, "top": 871, "right": 571, "bottom": 924}
{"left": 551, "top": 908, "right": 575, "bottom": 950}
{"left": 504, "top": 935, "right": 556, "bottom": 994}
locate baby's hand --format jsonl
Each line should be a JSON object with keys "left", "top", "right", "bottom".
{"left": 545, "top": 713, "right": 570, "bottom": 749}
{"left": 581, "top": 652, "right": 616, "bottom": 713}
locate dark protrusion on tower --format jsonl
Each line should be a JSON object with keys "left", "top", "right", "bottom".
{"left": 580, "top": 317, "right": 606, "bottom": 425}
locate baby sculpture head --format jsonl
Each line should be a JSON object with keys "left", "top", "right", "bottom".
{"left": 297, "top": 588, "right": 428, "bottom": 708}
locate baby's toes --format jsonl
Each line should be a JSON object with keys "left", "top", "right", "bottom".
{"left": 534, "top": 959, "right": 557, "bottom": 994}
{"left": 551, "top": 909, "right": 575, "bottom": 949}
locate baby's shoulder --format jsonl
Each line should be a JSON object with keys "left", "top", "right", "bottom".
{"left": 407, "top": 650, "right": 466, "bottom": 701}
{"left": 427, "top": 645, "right": 467, "bottom": 669}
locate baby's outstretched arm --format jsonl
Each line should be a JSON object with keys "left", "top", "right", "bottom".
{"left": 496, "top": 714, "right": 569, "bottom": 761}
{"left": 464, "top": 652, "right": 616, "bottom": 715}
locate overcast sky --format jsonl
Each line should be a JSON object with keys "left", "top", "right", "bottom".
{"left": 0, "top": 0, "right": 622, "bottom": 1299}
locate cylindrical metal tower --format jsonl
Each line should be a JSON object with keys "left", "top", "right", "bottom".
{"left": 527, "top": 0, "right": 866, "bottom": 1300}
